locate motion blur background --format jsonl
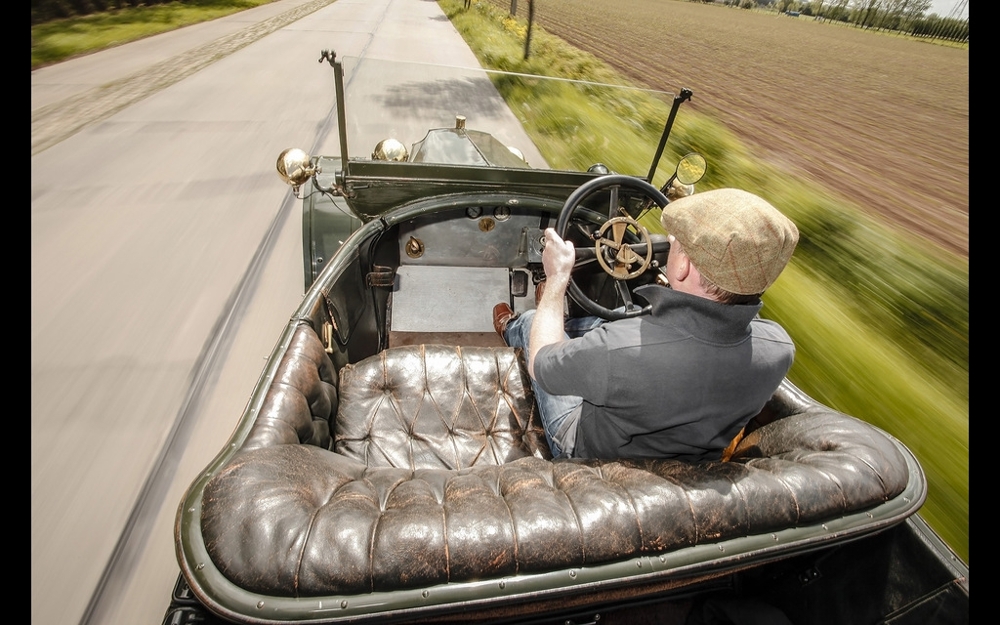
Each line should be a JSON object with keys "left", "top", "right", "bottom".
{"left": 31, "top": 2, "right": 968, "bottom": 624}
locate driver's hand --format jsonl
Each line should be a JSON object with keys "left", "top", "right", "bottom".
{"left": 541, "top": 228, "right": 575, "bottom": 284}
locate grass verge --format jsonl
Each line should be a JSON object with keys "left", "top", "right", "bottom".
{"left": 31, "top": 0, "right": 277, "bottom": 69}
{"left": 440, "top": 0, "right": 968, "bottom": 563}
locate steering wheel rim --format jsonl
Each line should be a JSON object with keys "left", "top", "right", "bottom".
{"left": 555, "top": 175, "right": 669, "bottom": 320}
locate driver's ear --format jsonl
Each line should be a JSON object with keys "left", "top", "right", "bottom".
{"left": 675, "top": 250, "right": 692, "bottom": 282}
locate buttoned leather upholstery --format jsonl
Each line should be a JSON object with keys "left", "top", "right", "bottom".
{"left": 200, "top": 322, "right": 910, "bottom": 597}
{"left": 335, "top": 344, "right": 550, "bottom": 469}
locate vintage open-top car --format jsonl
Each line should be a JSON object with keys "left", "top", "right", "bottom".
{"left": 166, "top": 53, "right": 968, "bottom": 625}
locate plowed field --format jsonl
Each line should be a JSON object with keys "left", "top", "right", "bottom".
{"left": 489, "top": 0, "right": 969, "bottom": 257}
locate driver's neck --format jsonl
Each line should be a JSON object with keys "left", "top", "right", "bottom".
{"left": 665, "top": 261, "right": 718, "bottom": 302}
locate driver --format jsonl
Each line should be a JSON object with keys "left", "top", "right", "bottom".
{"left": 494, "top": 188, "right": 799, "bottom": 461}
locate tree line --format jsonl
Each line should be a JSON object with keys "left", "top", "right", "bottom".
{"left": 726, "top": 0, "right": 969, "bottom": 43}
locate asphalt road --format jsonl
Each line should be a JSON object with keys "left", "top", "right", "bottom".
{"left": 30, "top": 1, "right": 543, "bottom": 624}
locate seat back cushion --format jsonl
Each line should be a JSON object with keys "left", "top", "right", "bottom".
{"left": 335, "top": 344, "right": 551, "bottom": 470}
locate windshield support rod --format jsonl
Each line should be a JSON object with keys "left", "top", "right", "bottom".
{"left": 320, "top": 50, "right": 350, "bottom": 174}
{"left": 645, "top": 88, "right": 693, "bottom": 184}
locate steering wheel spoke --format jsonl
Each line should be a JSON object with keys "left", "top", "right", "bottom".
{"left": 614, "top": 279, "right": 636, "bottom": 310}
{"left": 607, "top": 185, "right": 620, "bottom": 220}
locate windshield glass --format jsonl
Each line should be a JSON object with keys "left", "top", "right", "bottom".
{"left": 338, "top": 56, "right": 688, "bottom": 185}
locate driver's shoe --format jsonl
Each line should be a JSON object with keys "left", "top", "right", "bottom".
{"left": 493, "top": 303, "right": 517, "bottom": 344}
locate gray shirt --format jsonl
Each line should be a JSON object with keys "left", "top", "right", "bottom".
{"left": 533, "top": 284, "right": 794, "bottom": 461}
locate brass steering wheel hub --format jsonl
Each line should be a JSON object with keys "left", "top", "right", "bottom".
{"left": 594, "top": 216, "right": 653, "bottom": 280}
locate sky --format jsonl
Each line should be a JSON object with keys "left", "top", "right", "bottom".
{"left": 928, "top": 0, "right": 968, "bottom": 18}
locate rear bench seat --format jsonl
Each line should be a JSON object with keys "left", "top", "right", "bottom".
{"left": 200, "top": 322, "right": 910, "bottom": 596}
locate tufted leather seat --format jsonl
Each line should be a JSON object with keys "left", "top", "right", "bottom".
{"left": 200, "top": 322, "right": 910, "bottom": 597}
{"left": 335, "top": 344, "right": 550, "bottom": 470}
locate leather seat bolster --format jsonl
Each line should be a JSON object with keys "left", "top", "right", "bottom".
{"left": 241, "top": 323, "right": 339, "bottom": 452}
{"left": 203, "top": 419, "right": 907, "bottom": 596}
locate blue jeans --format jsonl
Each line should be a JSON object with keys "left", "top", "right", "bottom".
{"left": 504, "top": 309, "right": 606, "bottom": 458}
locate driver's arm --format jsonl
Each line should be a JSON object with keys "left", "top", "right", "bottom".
{"left": 528, "top": 228, "right": 575, "bottom": 379}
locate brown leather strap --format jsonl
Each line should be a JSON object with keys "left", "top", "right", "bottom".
{"left": 366, "top": 265, "right": 395, "bottom": 287}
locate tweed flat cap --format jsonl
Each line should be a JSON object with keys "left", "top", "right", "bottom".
{"left": 660, "top": 188, "right": 799, "bottom": 295}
